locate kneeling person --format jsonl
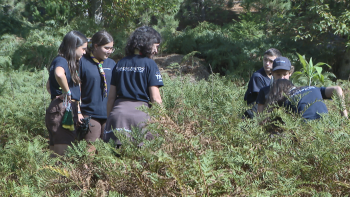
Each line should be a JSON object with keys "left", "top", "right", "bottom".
{"left": 244, "top": 48, "right": 282, "bottom": 105}
{"left": 263, "top": 79, "right": 348, "bottom": 120}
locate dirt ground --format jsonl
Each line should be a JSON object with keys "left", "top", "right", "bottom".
{"left": 112, "top": 53, "right": 211, "bottom": 82}
{"left": 153, "top": 53, "right": 210, "bottom": 82}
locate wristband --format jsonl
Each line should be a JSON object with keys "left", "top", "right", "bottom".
{"left": 63, "top": 89, "right": 72, "bottom": 96}
{"left": 78, "top": 111, "right": 82, "bottom": 114}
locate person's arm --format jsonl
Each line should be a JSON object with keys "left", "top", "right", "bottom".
{"left": 46, "top": 79, "right": 51, "bottom": 94}
{"left": 54, "top": 67, "right": 71, "bottom": 101}
{"left": 149, "top": 86, "right": 162, "bottom": 104}
{"left": 256, "top": 87, "right": 268, "bottom": 113}
{"left": 325, "top": 86, "right": 348, "bottom": 118}
{"left": 257, "top": 104, "right": 264, "bottom": 113}
{"left": 77, "top": 104, "right": 83, "bottom": 124}
{"left": 107, "top": 85, "right": 117, "bottom": 118}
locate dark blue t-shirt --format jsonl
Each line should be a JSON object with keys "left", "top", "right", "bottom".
{"left": 256, "top": 85, "right": 271, "bottom": 105}
{"left": 285, "top": 86, "right": 328, "bottom": 120}
{"left": 111, "top": 55, "right": 164, "bottom": 102}
{"left": 244, "top": 68, "right": 271, "bottom": 105}
{"left": 79, "top": 55, "right": 116, "bottom": 119}
{"left": 49, "top": 56, "right": 80, "bottom": 100}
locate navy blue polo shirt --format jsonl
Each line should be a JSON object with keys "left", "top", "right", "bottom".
{"left": 244, "top": 68, "right": 271, "bottom": 105}
{"left": 79, "top": 55, "right": 116, "bottom": 119}
{"left": 285, "top": 86, "right": 328, "bottom": 120}
{"left": 49, "top": 56, "right": 80, "bottom": 100}
{"left": 256, "top": 86, "right": 271, "bottom": 105}
{"left": 111, "top": 55, "right": 164, "bottom": 102}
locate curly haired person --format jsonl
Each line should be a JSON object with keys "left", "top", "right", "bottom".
{"left": 104, "top": 26, "right": 163, "bottom": 147}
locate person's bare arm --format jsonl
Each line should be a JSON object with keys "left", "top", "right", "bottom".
{"left": 325, "top": 86, "right": 348, "bottom": 118}
{"left": 149, "top": 86, "right": 162, "bottom": 104}
{"left": 257, "top": 103, "right": 264, "bottom": 113}
{"left": 54, "top": 67, "right": 71, "bottom": 100}
{"left": 76, "top": 103, "right": 83, "bottom": 124}
{"left": 107, "top": 85, "right": 117, "bottom": 118}
{"left": 54, "top": 67, "right": 69, "bottom": 92}
{"left": 46, "top": 79, "right": 51, "bottom": 94}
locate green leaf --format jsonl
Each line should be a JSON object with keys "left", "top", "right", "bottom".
{"left": 296, "top": 53, "right": 308, "bottom": 71}
{"left": 315, "top": 66, "right": 323, "bottom": 77}
{"left": 314, "top": 62, "right": 331, "bottom": 68}
{"left": 308, "top": 57, "right": 314, "bottom": 75}
{"left": 293, "top": 71, "right": 303, "bottom": 75}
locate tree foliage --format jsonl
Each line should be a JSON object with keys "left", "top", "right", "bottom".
{"left": 240, "top": 0, "right": 350, "bottom": 72}
{"left": 102, "top": 0, "right": 183, "bottom": 28}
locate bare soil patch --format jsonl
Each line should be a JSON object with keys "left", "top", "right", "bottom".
{"left": 112, "top": 53, "right": 210, "bottom": 82}
{"left": 153, "top": 53, "right": 210, "bottom": 82}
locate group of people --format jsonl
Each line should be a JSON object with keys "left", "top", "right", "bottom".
{"left": 45, "top": 29, "right": 347, "bottom": 156}
{"left": 45, "top": 26, "right": 163, "bottom": 155}
{"left": 244, "top": 48, "right": 348, "bottom": 120}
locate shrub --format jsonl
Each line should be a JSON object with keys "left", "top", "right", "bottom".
{"left": 165, "top": 21, "right": 270, "bottom": 77}
{"left": 1, "top": 71, "right": 350, "bottom": 195}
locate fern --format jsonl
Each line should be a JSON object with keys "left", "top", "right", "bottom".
{"left": 1, "top": 67, "right": 350, "bottom": 195}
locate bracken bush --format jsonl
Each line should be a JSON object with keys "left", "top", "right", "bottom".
{"left": 1, "top": 70, "right": 350, "bottom": 196}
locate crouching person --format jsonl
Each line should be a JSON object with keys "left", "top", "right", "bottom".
{"left": 243, "top": 48, "right": 282, "bottom": 118}
{"left": 256, "top": 56, "right": 294, "bottom": 113}
{"left": 263, "top": 79, "right": 348, "bottom": 120}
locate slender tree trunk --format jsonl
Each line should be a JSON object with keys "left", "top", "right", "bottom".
{"left": 200, "top": 0, "right": 205, "bottom": 21}
{"left": 91, "top": 0, "right": 103, "bottom": 24}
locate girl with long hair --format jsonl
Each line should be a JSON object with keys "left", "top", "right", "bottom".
{"left": 79, "top": 30, "right": 116, "bottom": 145}
{"left": 264, "top": 79, "right": 348, "bottom": 120}
{"left": 104, "top": 26, "right": 163, "bottom": 146}
{"left": 45, "top": 30, "right": 87, "bottom": 155}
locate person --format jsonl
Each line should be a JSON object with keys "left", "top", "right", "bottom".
{"left": 104, "top": 26, "right": 163, "bottom": 146}
{"left": 244, "top": 48, "right": 282, "bottom": 105}
{"left": 79, "top": 30, "right": 116, "bottom": 144}
{"left": 45, "top": 30, "right": 87, "bottom": 155}
{"left": 263, "top": 79, "right": 348, "bottom": 120}
{"left": 256, "top": 56, "right": 294, "bottom": 113}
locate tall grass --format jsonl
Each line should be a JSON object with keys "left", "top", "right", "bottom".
{"left": 1, "top": 70, "right": 350, "bottom": 196}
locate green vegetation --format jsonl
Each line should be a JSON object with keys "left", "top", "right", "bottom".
{"left": 1, "top": 0, "right": 350, "bottom": 196}
{"left": 1, "top": 71, "right": 350, "bottom": 196}
{"left": 292, "top": 53, "right": 336, "bottom": 87}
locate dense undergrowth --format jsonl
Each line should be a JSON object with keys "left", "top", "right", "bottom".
{"left": 1, "top": 70, "right": 350, "bottom": 196}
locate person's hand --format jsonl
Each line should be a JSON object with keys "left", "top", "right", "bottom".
{"left": 77, "top": 113, "right": 84, "bottom": 125}
{"left": 59, "top": 90, "right": 72, "bottom": 101}
{"left": 59, "top": 94, "right": 71, "bottom": 101}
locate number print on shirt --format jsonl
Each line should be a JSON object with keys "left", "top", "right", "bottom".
{"left": 155, "top": 71, "right": 162, "bottom": 82}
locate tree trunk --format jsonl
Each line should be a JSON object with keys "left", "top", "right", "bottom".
{"left": 200, "top": 0, "right": 205, "bottom": 21}
{"left": 91, "top": 0, "right": 103, "bottom": 24}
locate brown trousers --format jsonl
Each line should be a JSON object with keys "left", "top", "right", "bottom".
{"left": 45, "top": 99, "right": 78, "bottom": 145}
{"left": 103, "top": 98, "right": 154, "bottom": 145}
{"left": 83, "top": 116, "right": 106, "bottom": 142}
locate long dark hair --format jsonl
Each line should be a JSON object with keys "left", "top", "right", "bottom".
{"left": 58, "top": 30, "right": 87, "bottom": 85}
{"left": 125, "top": 26, "right": 161, "bottom": 57}
{"left": 265, "top": 79, "right": 296, "bottom": 108}
{"left": 87, "top": 30, "right": 114, "bottom": 54}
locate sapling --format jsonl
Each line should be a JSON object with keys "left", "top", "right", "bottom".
{"left": 292, "top": 53, "right": 335, "bottom": 86}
